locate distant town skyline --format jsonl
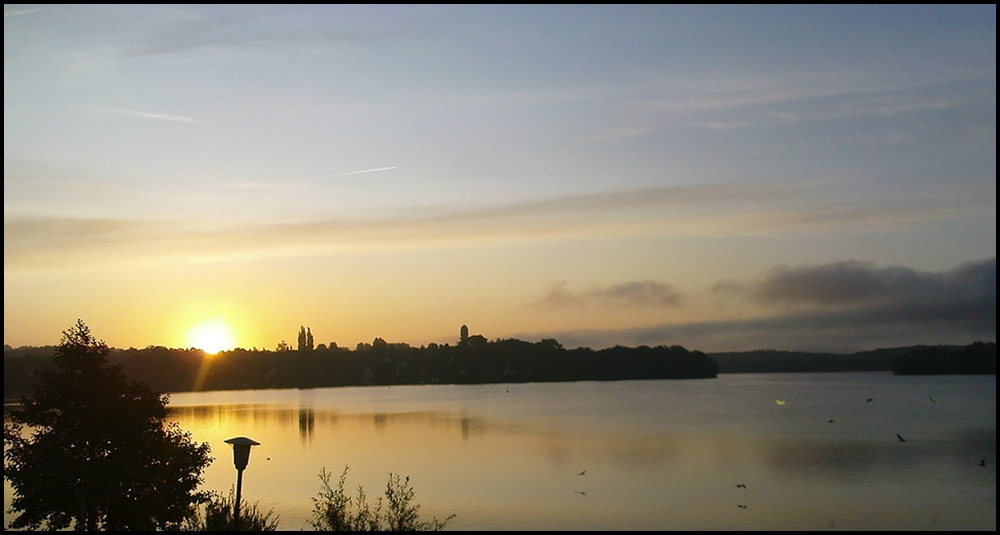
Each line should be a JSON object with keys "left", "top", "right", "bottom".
{"left": 4, "top": 5, "right": 995, "bottom": 352}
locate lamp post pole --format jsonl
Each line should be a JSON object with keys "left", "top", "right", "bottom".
{"left": 224, "top": 437, "right": 260, "bottom": 530}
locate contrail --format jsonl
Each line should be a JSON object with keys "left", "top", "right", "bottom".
{"left": 328, "top": 166, "right": 398, "bottom": 177}
{"left": 104, "top": 107, "right": 199, "bottom": 124}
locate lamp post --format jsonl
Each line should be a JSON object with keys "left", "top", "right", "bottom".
{"left": 224, "top": 436, "right": 260, "bottom": 530}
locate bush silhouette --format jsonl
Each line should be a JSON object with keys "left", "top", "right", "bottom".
{"left": 184, "top": 488, "right": 280, "bottom": 531}
{"left": 311, "top": 466, "right": 453, "bottom": 531}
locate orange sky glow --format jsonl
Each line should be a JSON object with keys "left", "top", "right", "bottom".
{"left": 4, "top": 6, "right": 995, "bottom": 353}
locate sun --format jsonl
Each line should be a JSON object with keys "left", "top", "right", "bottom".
{"left": 187, "top": 318, "right": 237, "bottom": 354}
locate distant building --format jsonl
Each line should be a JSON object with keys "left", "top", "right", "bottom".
{"left": 460, "top": 325, "right": 469, "bottom": 344}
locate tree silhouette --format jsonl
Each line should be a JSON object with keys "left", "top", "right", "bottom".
{"left": 298, "top": 326, "right": 315, "bottom": 351}
{"left": 3, "top": 320, "right": 212, "bottom": 530}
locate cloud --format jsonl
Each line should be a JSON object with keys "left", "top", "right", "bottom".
{"left": 752, "top": 258, "right": 995, "bottom": 310}
{"left": 596, "top": 280, "right": 684, "bottom": 308}
{"left": 588, "top": 126, "right": 661, "bottom": 140}
{"left": 693, "top": 120, "right": 754, "bottom": 131}
{"left": 111, "top": 6, "right": 389, "bottom": 59}
{"left": 102, "top": 107, "right": 200, "bottom": 124}
{"left": 635, "top": 73, "right": 907, "bottom": 116}
{"left": 636, "top": 72, "right": 984, "bottom": 145}
{"left": 535, "top": 280, "right": 683, "bottom": 309}
{"left": 4, "top": 6, "right": 45, "bottom": 17}
{"left": 3, "top": 181, "right": 994, "bottom": 272}
{"left": 754, "top": 261, "right": 930, "bottom": 305}
{"left": 531, "top": 258, "right": 996, "bottom": 352}
{"left": 534, "top": 281, "right": 585, "bottom": 308}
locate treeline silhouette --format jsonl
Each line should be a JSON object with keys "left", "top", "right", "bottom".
{"left": 4, "top": 338, "right": 716, "bottom": 398}
{"left": 891, "top": 341, "right": 996, "bottom": 375}
{"left": 711, "top": 347, "right": 906, "bottom": 373}
{"left": 7, "top": 340, "right": 994, "bottom": 400}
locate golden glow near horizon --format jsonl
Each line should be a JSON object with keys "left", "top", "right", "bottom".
{"left": 186, "top": 318, "right": 237, "bottom": 354}
{"left": 3, "top": 6, "right": 995, "bottom": 353}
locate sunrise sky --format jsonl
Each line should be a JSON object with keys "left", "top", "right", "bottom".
{"left": 4, "top": 5, "right": 996, "bottom": 353}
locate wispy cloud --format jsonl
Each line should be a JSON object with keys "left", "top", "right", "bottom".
{"left": 110, "top": 6, "right": 393, "bottom": 59}
{"left": 214, "top": 167, "right": 398, "bottom": 191}
{"left": 637, "top": 73, "right": 980, "bottom": 136}
{"left": 4, "top": 182, "right": 994, "bottom": 272}
{"left": 4, "top": 6, "right": 45, "bottom": 17}
{"left": 588, "top": 126, "right": 661, "bottom": 141}
{"left": 692, "top": 120, "right": 754, "bottom": 131}
{"left": 535, "top": 280, "right": 683, "bottom": 309}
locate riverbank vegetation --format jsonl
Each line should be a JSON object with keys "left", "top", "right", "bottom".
{"left": 891, "top": 341, "right": 996, "bottom": 375}
{"left": 185, "top": 489, "right": 280, "bottom": 531}
{"left": 311, "top": 466, "right": 452, "bottom": 531}
{"left": 6, "top": 337, "right": 717, "bottom": 398}
{"left": 4, "top": 322, "right": 450, "bottom": 531}
{"left": 6, "top": 334, "right": 994, "bottom": 401}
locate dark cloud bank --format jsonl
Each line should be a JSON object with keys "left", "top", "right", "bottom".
{"left": 531, "top": 258, "right": 995, "bottom": 353}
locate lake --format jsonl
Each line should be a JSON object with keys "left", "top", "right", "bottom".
{"left": 5, "top": 373, "right": 996, "bottom": 530}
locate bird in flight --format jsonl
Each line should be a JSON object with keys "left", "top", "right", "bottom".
{"left": 735, "top": 484, "right": 746, "bottom": 489}
{"left": 866, "top": 398, "right": 873, "bottom": 403}
{"left": 980, "top": 459, "right": 987, "bottom": 467}
{"left": 576, "top": 470, "right": 587, "bottom": 476}
{"left": 928, "top": 395, "right": 937, "bottom": 403}
{"left": 897, "top": 433, "right": 907, "bottom": 442}
{"left": 737, "top": 504, "right": 748, "bottom": 509}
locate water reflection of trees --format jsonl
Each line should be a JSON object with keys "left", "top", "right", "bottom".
{"left": 167, "top": 405, "right": 509, "bottom": 442}
{"left": 166, "top": 404, "right": 688, "bottom": 470}
{"left": 299, "top": 408, "right": 315, "bottom": 443}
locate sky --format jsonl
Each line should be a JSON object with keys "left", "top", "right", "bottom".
{"left": 4, "top": 5, "right": 996, "bottom": 353}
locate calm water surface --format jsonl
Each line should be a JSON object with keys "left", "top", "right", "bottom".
{"left": 6, "top": 373, "right": 996, "bottom": 530}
